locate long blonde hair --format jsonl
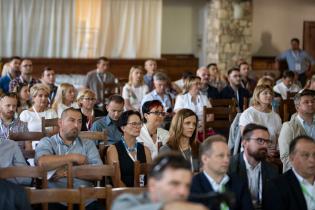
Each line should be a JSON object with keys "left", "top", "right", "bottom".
{"left": 128, "top": 66, "right": 144, "bottom": 86}
{"left": 52, "top": 83, "right": 76, "bottom": 111}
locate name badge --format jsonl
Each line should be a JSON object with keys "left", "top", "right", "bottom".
{"left": 295, "top": 63, "right": 301, "bottom": 71}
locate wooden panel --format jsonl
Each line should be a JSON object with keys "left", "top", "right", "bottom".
{"left": 303, "top": 21, "right": 315, "bottom": 59}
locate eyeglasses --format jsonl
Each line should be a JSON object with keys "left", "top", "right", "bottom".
{"left": 247, "top": 138, "right": 272, "bottom": 146}
{"left": 148, "top": 111, "right": 166, "bottom": 116}
{"left": 83, "top": 98, "right": 96, "bottom": 101}
{"left": 127, "top": 121, "right": 143, "bottom": 127}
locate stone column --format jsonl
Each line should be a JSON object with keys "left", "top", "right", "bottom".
{"left": 205, "top": 0, "right": 252, "bottom": 72}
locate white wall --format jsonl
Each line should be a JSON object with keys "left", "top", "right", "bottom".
{"left": 252, "top": 0, "right": 315, "bottom": 56}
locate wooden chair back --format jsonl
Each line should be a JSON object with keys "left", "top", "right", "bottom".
{"left": 103, "top": 83, "right": 121, "bottom": 105}
{"left": 287, "top": 91, "right": 298, "bottom": 99}
{"left": 41, "top": 117, "right": 59, "bottom": 135}
{"left": 107, "top": 187, "right": 147, "bottom": 210}
{"left": 243, "top": 97, "right": 249, "bottom": 111}
{"left": 0, "top": 166, "right": 48, "bottom": 188}
{"left": 79, "top": 187, "right": 110, "bottom": 210}
{"left": 134, "top": 161, "right": 152, "bottom": 187}
{"left": 209, "top": 98, "right": 237, "bottom": 119}
{"left": 78, "top": 131, "right": 107, "bottom": 143}
{"left": 68, "top": 163, "right": 120, "bottom": 188}
{"left": 279, "top": 99, "right": 296, "bottom": 122}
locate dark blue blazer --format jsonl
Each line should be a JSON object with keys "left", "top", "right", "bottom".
{"left": 219, "top": 85, "right": 250, "bottom": 111}
{"left": 264, "top": 169, "right": 308, "bottom": 210}
{"left": 207, "top": 84, "right": 220, "bottom": 99}
{"left": 189, "top": 172, "right": 254, "bottom": 210}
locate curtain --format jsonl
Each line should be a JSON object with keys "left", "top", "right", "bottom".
{"left": 0, "top": 0, "right": 162, "bottom": 58}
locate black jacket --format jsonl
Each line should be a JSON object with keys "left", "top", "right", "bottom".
{"left": 219, "top": 85, "right": 250, "bottom": 111}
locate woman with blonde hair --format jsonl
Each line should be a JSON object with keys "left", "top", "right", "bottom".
{"left": 52, "top": 83, "right": 78, "bottom": 117}
{"left": 159, "top": 108, "right": 199, "bottom": 171}
{"left": 239, "top": 85, "right": 282, "bottom": 145}
{"left": 122, "top": 66, "right": 149, "bottom": 111}
{"left": 76, "top": 88, "right": 105, "bottom": 131}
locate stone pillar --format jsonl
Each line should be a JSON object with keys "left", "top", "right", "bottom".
{"left": 205, "top": 0, "right": 252, "bottom": 72}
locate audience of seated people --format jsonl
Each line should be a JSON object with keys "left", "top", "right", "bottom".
{"left": 122, "top": 65, "right": 149, "bottom": 111}
{"left": 1, "top": 55, "right": 315, "bottom": 210}
{"left": 172, "top": 71, "right": 194, "bottom": 93}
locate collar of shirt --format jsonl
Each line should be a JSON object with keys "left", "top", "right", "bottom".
{"left": 0, "top": 118, "right": 16, "bottom": 127}
{"left": 104, "top": 115, "right": 114, "bottom": 126}
{"left": 187, "top": 92, "right": 201, "bottom": 103}
{"left": 56, "top": 133, "right": 79, "bottom": 148}
{"left": 292, "top": 167, "right": 315, "bottom": 186}
{"left": 203, "top": 171, "right": 230, "bottom": 192}
{"left": 297, "top": 114, "right": 315, "bottom": 127}
{"left": 243, "top": 152, "right": 261, "bottom": 172}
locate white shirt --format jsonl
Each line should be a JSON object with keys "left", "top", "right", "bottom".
{"left": 243, "top": 153, "right": 262, "bottom": 203}
{"left": 203, "top": 171, "right": 230, "bottom": 192}
{"left": 292, "top": 168, "right": 315, "bottom": 210}
{"left": 273, "top": 82, "right": 301, "bottom": 99}
{"left": 122, "top": 84, "right": 149, "bottom": 111}
{"left": 174, "top": 93, "right": 211, "bottom": 122}
{"left": 136, "top": 125, "right": 169, "bottom": 158}
{"left": 57, "top": 103, "right": 79, "bottom": 118}
{"left": 239, "top": 106, "right": 282, "bottom": 143}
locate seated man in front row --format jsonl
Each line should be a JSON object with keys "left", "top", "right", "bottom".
{"left": 35, "top": 107, "right": 103, "bottom": 210}
{"left": 112, "top": 152, "right": 207, "bottom": 210}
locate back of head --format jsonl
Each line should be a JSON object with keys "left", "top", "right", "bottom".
{"left": 282, "top": 70, "right": 295, "bottom": 79}
{"left": 153, "top": 71, "right": 168, "bottom": 82}
{"left": 199, "top": 135, "right": 227, "bottom": 158}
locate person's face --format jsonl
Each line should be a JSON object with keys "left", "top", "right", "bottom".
{"left": 145, "top": 60, "right": 157, "bottom": 74}
{"left": 189, "top": 80, "right": 201, "bottom": 96}
{"left": 59, "top": 110, "right": 82, "bottom": 141}
{"left": 132, "top": 69, "right": 143, "bottom": 84}
{"left": 290, "top": 139, "right": 315, "bottom": 179}
{"left": 283, "top": 77, "right": 293, "bottom": 88}
{"left": 291, "top": 40, "right": 300, "bottom": 51}
{"left": 33, "top": 90, "right": 49, "bottom": 109}
{"left": 202, "top": 142, "right": 230, "bottom": 176}
{"left": 149, "top": 168, "right": 192, "bottom": 202}
{"left": 228, "top": 71, "right": 241, "bottom": 86}
{"left": 258, "top": 89, "right": 273, "bottom": 105}
{"left": 80, "top": 94, "right": 96, "bottom": 110}
{"left": 243, "top": 129, "right": 270, "bottom": 162}
{"left": 144, "top": 105, "right": 165, "bottom": 127}
{"left": 296, "top": 95, "right": 315, "bottom": 116}
{"left": 208, "top": 65, "right": 218, "bottom": 76}
{"left": 121, "top": 114, "right": 142, "bottom": 137}
{"left": 106, "top": 101, "right": 124, "bottom": 121}
{"left": 64, "top": 88, "right": 76, "bottom": 104}
{"left": 9, "top": 59, "right": 21, "bottom": 72}
{"left": 240, "top": 64, "right": 249, "bottom": 77}
{"left": 20, "top": 60, "right": 33, "bottom": 77}
{"left": 97, "top": 60, "right": 110, "bottom": 73}
{"left": 19, "top": 86, "right": 30, "bottom": 101}
{"left": 182, "top": 115, "right": 197, "bottom": 139}
{"left": 42, "top": 70, "right": 56, "bottom": 85}
{"left": 154, "top": 80, "right": 167, "bottom": 94}
{"left": 0, "top": 96, "right": 17, "bottom": 120}
{"left": 198, "top": 69, "right": 210, "bottom": 84}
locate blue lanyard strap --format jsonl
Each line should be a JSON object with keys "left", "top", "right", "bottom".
{"left": 121, "top": 137, "right": 138, "bottom": 153}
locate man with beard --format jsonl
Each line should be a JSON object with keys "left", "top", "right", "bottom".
{"left": 0, "top": 56, "right": 21, "bottom": 94}
{"left": 229, "top": 123, "right": 279, "bottom": 210}
{"left": 35, "top": 108, "right": 103, "bottom": 210}
{"left": 190, "top": 135, "right": 254, "bottom": 210}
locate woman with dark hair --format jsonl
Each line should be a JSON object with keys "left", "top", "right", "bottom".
{"left": 159, "top": 108, "right": 199, "bottom": 172}
{"left": 107, "top": 110, "right": 152, "bottom": 187}
{"left": 14, "top": 83, "right": 31, "bottom": 114}
{"left": 137, "top": 100, "right": 169, "bottom": 158}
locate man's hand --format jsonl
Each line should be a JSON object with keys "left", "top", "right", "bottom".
{"left": 67, "top": 154, "right": 88, "bottom": 165}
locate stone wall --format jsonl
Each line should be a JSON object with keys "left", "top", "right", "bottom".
{"left": 206, "top": 0, "right": 252, "bottom": 72}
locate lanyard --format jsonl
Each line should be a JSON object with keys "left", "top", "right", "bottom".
{"left": 121, "top": 137, "right": 138, "bottom": 162}
{"left": 291, "top": 50, "right": 301, "bottom": 61}
{"left": 32, "top": 106, "right": 42, "bottom": 120}
{"left": 179, "top": 146, "right": 194, "bottom": 172}
{"left": 0, "top": 121, "right": 9, "bottom": 140}
{"left": 257, "top": 170, "right": 262, "bottom": 204}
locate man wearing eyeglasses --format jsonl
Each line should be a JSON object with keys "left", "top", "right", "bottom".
{"left": 111, "top": 152, "right": 207, "bottom": 210}
{"left": 265, "top": 135, "right": 315, "bottom": 210}
{"left": 229, "top": 123, "right": 279, "bottom": 210}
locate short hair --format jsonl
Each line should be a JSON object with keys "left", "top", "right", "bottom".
{"left": 239, "top": 61, "right": 249, "bottom": 69}
{"left": 97, "top": 57, "right": 109, "bottom": 64}
{"left": 0, "top": 92, "right": 18, "bottom": 101}
{"left": 9, "top": 56, "right": 21, "bottom": 62}
{"left": 153, "top": 72, "right": 168, "bottom": 82}
{"left": 294, "top": 89, "right": 315, "bottom": 106}
{"left": 149, "top": 151, "right": 191, "bottom": 180}
{"left": 282, "top": 70, "right": 295, "bottom": 79}
{"left": 183, "top": 75, "right": 201, "bottom": 93}
{"left": 206, "top": 63, "right": 217, "bottom": 69}
{"left": 142, "top": 100, "right": 163, "bottom": 122}
{"left": 289, "top": 135, "right": 314, "bottom": 155}
{"left": 41, "top": 66, "right": 54, "bottom": 77}
{"left": 76, "top": 89, "right": 96, "bottom": 107}
{"left": 199, "top": 135, "right": 227, "bottom": 157}
{"left": 257, "top": 77, "right": 274, "bottom": 87}
{"left": 30, "top": 83, "right": 50, "bottom": 98}
{"left": 227, "top": 67, "right": 240, "bottom": 76}
{"left": 181, "top": 71, "right": 194, "bottom": 79}
{"left": 242, "top": 123, "right": 269, "bottom": 141}
{"left": 60, "top": 107, "right": 81, "bottom": 120}
{"left": 291, "top": 38, "right": 300, "bottom": 44}
{"left": 252, "top": 85, "right": 274, "bottom": 107}
{"left": 108, "top": 94, "right": 124, "bottom": 104}
{"left": 117, "top": 110, "right": 142, "bottom": 130}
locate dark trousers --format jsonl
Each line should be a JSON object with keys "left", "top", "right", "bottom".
{"left": 48, "top": 201, "right": 104, "bottom": 210}
{"left": 298, "top": 73, "right": 307, "bottom": 87}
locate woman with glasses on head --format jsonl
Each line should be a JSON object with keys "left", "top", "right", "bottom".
{"left": 107, "top": 110, "right": 152, "bottom": 187}
{"left": 76, "top": 89, "right": 105, "bottom": 131}
{"left": 159, "top": 108, "right": 199, "bottom": 172}
{"left": 122, "top": 66, "right": 149, "bottom": 111}
{"left": 137, "top": 100, "right": 169, "bottom": 158}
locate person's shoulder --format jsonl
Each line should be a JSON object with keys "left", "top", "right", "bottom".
{"left": 86, "top": 69, "right": 97, "bottom": 76}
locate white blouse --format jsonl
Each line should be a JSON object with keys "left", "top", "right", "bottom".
{"left": 122, "top": 84, "right": 149, "bottom": 111}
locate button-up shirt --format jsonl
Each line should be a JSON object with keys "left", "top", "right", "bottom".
{"left": 91, "top": 115, "right": 122, "bottom": 144}
{"left": 297, "top": 115, "right": 315, "bottom": 139}
{"left": 141, "top": 90, "right": 173, "bottom": 113}
{"left": 203, "top": 171, "right": 230, "bottom": 192}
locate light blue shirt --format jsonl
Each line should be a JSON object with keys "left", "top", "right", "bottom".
{"left": 277, "top": 49, "right": 315, "bottom": 74}
{"left": 141, "top": 90, "right": 173, "bottom": 113}
{"left": 91, "top": 115, "right": 122, "bottom": 144}
{"left": 297, "top": 115, "right": 315, "bottom": 139}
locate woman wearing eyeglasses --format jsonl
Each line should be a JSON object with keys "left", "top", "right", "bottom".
{"left": 76, "top": 89, "right": 105, "bottom": 131}
{"left": 107, "top": 110, "right": 152, "bottom": 187}
{"left": 159, "top": 108, "right": 199, "bottom": 172}
{"left": 137, "top": 100, "right": 169, "bottom": 158}
{"left": 122, "top": 66, "right": 149, "bottom": 111}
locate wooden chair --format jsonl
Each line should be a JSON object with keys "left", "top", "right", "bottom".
{"left": 209, "top": 98, "right": 237, "bottom": 120}
{"left": 68, "top": 163, "right": 120, "bottom": 188}
{"left": 26, "top": 188, "right": 81, "bottom": 210}
{"left": 287, "top": 91, "right": 298, "bottom": 100}
{"left": 79, "top": 186, "right": 111, "bottom": 210}
{"left": 134, "top": 161, "right": 152, "bottom": 187}
{"left": 78, "top": 131, "right": 107, "bottom": 143}
{"left": 41, "top": 117, "right": 59, "bottom": 135}
{"left": 106, "top": 187, "right": 147, "bottom": 210}
{"left": 203, "top": 106, "right": 235, "bottom": 140}
{"left": 279, "top": 99, "right": 296, "bottom": 122}
{"left": 0, "top": 166, "right": 48, "bottom": 188}
{"left": 243, "top": 97, "right": 249, "bottom": 111}
{"left": 102, "top": 83, "right": 121, "bottom": 106}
